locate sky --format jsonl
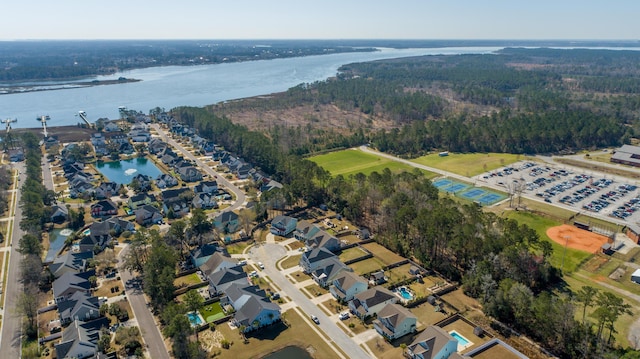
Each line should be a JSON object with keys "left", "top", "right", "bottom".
{"left": 2, "top": 0, "right": 639, "bottom": 40}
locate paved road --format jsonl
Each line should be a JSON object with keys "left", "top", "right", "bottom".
{"left": 151, "top": 124, "right": 246, "bottom": 213}
{"left": 0, "top": 162, "right": 27, "bottom": 358}
{"left": 118, "top": 245, "right": 170, "bottom": 359}
{"left": 248, "top": 243, "right": 371, "bottom": 359}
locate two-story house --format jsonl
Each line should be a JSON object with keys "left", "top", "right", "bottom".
{"left": 330, "top": 271, "right": 368, "bottom": 303}
{"left": 270, "top": 215, "right": 298, "bottom": 236}
{"left": 57, "top": 292, "right": 101, "bottom": 325}
{"left": 134, "top": 204, "right": 163, "bottom": 226}
{"left": 213, "top": 211, "right": 240, "bottom": 234}
{"left": 90, "top": 199, "right": 118, "bottom": 218}
{"left": 299, "top": 247, "right": 336, "bottom": 274}
{"left": 54, "top": 317, "right": 110, "bottom": 359}
{"left": 373, "top": 303, "right": 417, "bottom": 340}
{"left": 311, "top": 257, "right": 351, "bottom": 288}
{"left": 52, "top": 270, "right": 95, "bottom": 304}
{"left": 178, "top": 166, "right": 203, "bottom": 182}
{"left": 406, "top": 326, "right": 458, "bottom": 359}
{"left": 348, "top": 286, "right": 397, "bottom": 320}
{"left": 48, "top": 251, "right": 94, "bottom": 278}
{"left": 128, "top": 193, "right": 156, "bottom": 210}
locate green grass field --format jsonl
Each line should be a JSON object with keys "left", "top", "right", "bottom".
{"left": 504, "top": 211, "right": 592, "bottom": 273}
{"left": 411, "top": 152, "right": 525, "bottom": 177}
{"left": 200, "top": 302, "right": 225, "bottom": 323}
{"left": 310, "top": 149, "right": 434, "bottom": 178}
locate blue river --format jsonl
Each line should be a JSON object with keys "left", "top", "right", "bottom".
{"left": 2, "top": 47, "right": 502, "bottom": 128}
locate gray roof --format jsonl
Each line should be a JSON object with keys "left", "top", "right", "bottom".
{"left": 312, "top": 257, "right": 350, "bottom": 282}
{"left": 53, "top": 270, "right": 95, "bottom": 300}
{"left": 407, "top": 326, "right": 456, "bottom": 359}
{"left": 352, "top": 286, "right": 395, "bottom": 308}
{"left": 376, "top": 303, "right": 416, "bottom": 328}
{"left": 49, "top": 251, "right": 94, "bottom": 277}
{"left": 200, "top": 252, "right": 238, "bottom": 276}
{"left": 234, "top": 295, "right": 280, "bottom": 328}
{"left": 334, "top": 271, "right": 368, "bottom": 291}
{"left": 55, "top": 317, "right": 109, "bottom": 359}
{"left": 57, "top": 292, "right": 100, "bottom": 322}
{"left": 302, "top": 247, "right": 336, "bottom": 264}
{"left": 209, "top": 265, "right": 247, "bottom": 288}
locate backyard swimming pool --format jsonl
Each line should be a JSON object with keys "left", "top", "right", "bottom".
{"left": 187, "top": 311, "right": 204, "bottom": 327}
{"left": 450, "top": 330, "right": 473, "bottom": 350}
{"left": 398, "top": 286, "right": 414, "bottom": 300}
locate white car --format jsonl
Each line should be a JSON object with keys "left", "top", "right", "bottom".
{"left": 249, "top": 270, "right": 258, "bottom": 278}
{"left": 258, "top": 262, "right": 265, "bottom": 269}
{"left": 238, "top": 260, "right": 247, "bottom": 266}
{"left": 339, "top": 312, "right": 350, "bottom": 320}
{"left": 311, "top": 315, "right": 320, "bottom": 324}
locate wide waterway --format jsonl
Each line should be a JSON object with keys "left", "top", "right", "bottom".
{"left": 3, "top": 47, "right": 502, "bottom": 128}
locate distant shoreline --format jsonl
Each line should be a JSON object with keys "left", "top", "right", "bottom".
{"left": 0, "top": 78, "right": 141, "bottom": 95}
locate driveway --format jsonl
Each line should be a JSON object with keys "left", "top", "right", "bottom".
{"left": 118, "top": 245, "right": 170, "bottom": 359}
{"left": 0, "top": 162, "right": 27, "bottom": 357}
{"left": 247, "top": 242, "right": 371, "bottom": 359}
{"left": 151, "top": 124, "right": 246, "bottom": 213}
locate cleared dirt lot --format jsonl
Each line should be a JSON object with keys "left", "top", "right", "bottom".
{"left": 547, "top": 224, "right": 609, "bottom": 253}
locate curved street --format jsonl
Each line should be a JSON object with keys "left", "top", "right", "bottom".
{"left": 247, "top": 241, "right": 371, "bottom": 359}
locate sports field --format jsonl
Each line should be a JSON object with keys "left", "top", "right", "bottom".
{"left": 547, "top": 224, "right": 609, "bottom": 254}
{"left": 310, "top": 149, "right": 435, "bottom": 178}
{"left": 411, "top": 152, "right": 523, "bottom": 177}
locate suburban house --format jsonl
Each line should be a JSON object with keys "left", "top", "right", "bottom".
{"left": 79, "top": 222, "right": 112, "bottom": 252}
{"left": 54, "top": 317, "right": 110, "bottom": 359}
{"left": 214, "top": 211, "right": 240, "bottom": 234}
{"left": 90, "top": 199, "right": 118, "bottom": 218}
{"left": 148, "top": 138, "right": 167, "bottom": 154}
{"left": 52, "top": 270, "right": 95, "bottom": 304}
{"left": 104, "top": 121, "right": 120, "bottom": 132}
{"left": 270, "top": 215, "right": 298, "bottom": 236}
{"left": 199, "top": 252, "right": 239, "bottom": 277}
{"left": 330, "top": 271, "right": 369, "bottom": 302}
{"left": 161, "top": 188, "right": 191, "bottom": 217}
{"left": 373, "top": 303, "right": 417, "bottom": 340}
{"left": 311, "top": 257, "right": 351, "bottom": 288}
{"left": 50, "top": 204, "right": 69, "bottom": 224}
{"left": 57, "top": 292, "right": 101, "bottom": 325}
{"left": 223, "top": 283, "right": 281, "bottom": 332}
{"left": 105, "top": 217, "right": 135, "bottom": 235}
{"left": 194, "top": 181, "right": 218, "bottom": 194}
{"left": 299, "top": 247, "right": 337, "bottom": 273}
{"left": 177, "top": 166, "right": 203, "bottom": 182}
{"left": 190, "top": 243, "right": 224, "bottom": 268}
{"left": 95, "top": 182, "right": 121, "bottom": 200}
{"left": 156, "top": 173, "right": 178, "bottom": 188}
{"left": 306, "top": 232, "right": 341, "bottom": 252}
{"left": 131, "top": 173, "right": 152, "bottom": 192}
{"left": 8, "top": 148, "right": 24, "bottom": 162}
{"left": 207, "top": 265, "right": 248, "bottom": 296}
{"left": 348, "top": 286, "right": 397, "bottom": 319}
{"left": 134, "top": 204, "right": 163, "bottom": 226}
{"left": 128, "top": 193, "right": 156, "bottom": 210}
{"left": 294, "top": 220, "right": 322, "bottom": 241}
{"left": 48, "top": 251, "right": 94, "bottom": 278}
{"left": 192, "top": 192, "right": 217, "bottom": 209}
{"left": 406, "top": 326, "right": 459, "bottom": 359}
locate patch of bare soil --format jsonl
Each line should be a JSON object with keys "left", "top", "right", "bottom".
{"left": 212, "top": 102, "right": 396, "bottom": 133}
{"left": 14, "top": 126, "right": 95, "bottom": 143}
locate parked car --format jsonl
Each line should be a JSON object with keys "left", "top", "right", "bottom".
{"left": 258, "top": 262, "right": 265, "bottom": 269}
{"left": 271, "top": 293, "right": 280, "bottom": 300}
{"left": 339, "top": 312, "right": 350, "bottom": 320}
{"left": 311, "top": 315, "right": 320, "bottom": 324}
{"left": 238, "top": 260, "right": 247, "bottom": 266}
{"left": 249, "top": 270, "right": 258, "bottom": 278}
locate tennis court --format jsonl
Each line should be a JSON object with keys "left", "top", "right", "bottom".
{"left": 433, "top": 178, "right": 453, "bottom": 189}
{"left": 443, "top": 182, "right": 471, "bottom": 193}
{"left": 459, "top": 187, "right": 506, "bottom": 205}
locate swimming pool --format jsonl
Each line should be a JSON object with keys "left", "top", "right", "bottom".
{"left": 398, "top": 287, "right": 414, "bottom": 300}
{"left": 187, "top": 311, "right": 203, "bottom": 327}
{"left": 449, "top": 330, "right": 473, "bottom": 350}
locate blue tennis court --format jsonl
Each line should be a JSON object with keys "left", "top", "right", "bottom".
{"left": 433, "top": 179, "right": 453, "bottom": 189}
{"left": 477, "top": 193, "right": 506, "bottom": 205}
{"left": 460, "top": 188, "right": 486, "bottom": 199}
{"left": 443, "top": 183, "right": 470, "bottom": 193}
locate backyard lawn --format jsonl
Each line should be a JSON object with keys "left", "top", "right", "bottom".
{"left": 411, "top": 152, "right": 524, "bottom": 177}
{"left": 338, "top": 247, "right": 369, "bottom": 263}
{"left": 350, "top": 257, "right": 388, "bottom": 276}
{"left": 199, "top": 302, "right": 225, "bottom": 323}
{"left": 361, "top": 242, "right": 405, "bottom": 265}
{"left": 174, "top": 272, "right": 202, "bottom": 288}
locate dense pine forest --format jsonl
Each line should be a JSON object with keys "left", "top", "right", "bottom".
{"left": 211, "top": 47, "right": 640, "bottom": 157}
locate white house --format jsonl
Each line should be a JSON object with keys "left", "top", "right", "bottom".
{"left": 632, "top": 269, "right": 640, "bottom": 284}
{"left": 406, "top": 326, "right": 458, "bottom": 359}
{"left": 270, "top": 215, "right": 298, "bottom": 236}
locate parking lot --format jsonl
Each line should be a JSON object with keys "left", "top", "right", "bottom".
{"left": 475, "top": 161, "right": 640, "bottom": 225}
